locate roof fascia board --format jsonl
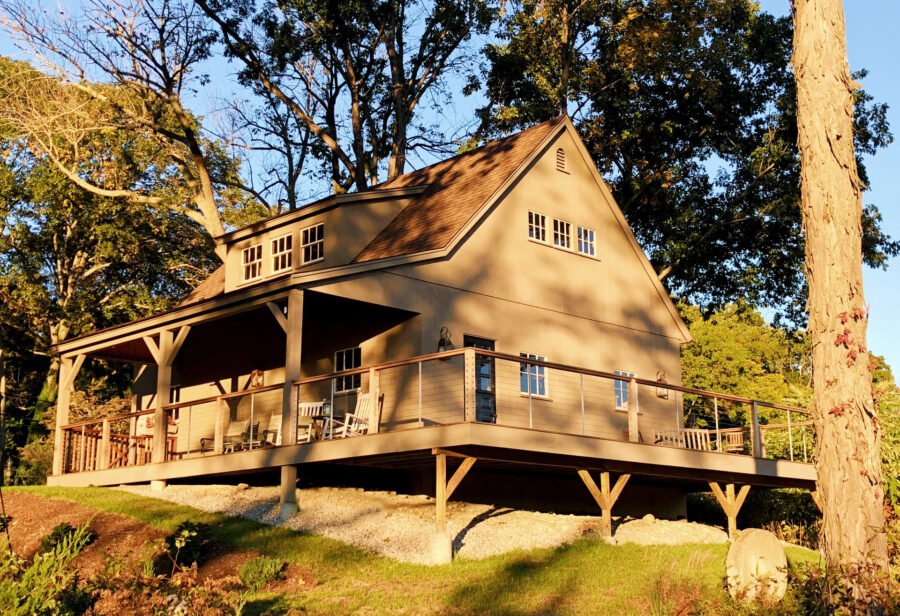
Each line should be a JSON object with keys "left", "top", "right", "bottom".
{"left": 561, "top": 117, "right": 694, "bottom": 343}
{"left": 218, "top": 186, "right": 428, "bottom": 245}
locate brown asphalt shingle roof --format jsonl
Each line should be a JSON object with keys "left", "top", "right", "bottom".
{"left": 178, "top": 265, "right": 225, "bottom": 307}
{"left": 177, "top": 117, "right": 563, "bottom": 307}
{"left": 353, "top": 116, "right": 564, "bottom": 262}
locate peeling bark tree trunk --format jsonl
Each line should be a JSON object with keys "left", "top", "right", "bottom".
{"left": 792, "top": 0, "right": 888, "bottom": 576}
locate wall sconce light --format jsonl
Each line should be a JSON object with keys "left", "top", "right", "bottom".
{"left": 437, "top": 326, "right": 452, "bottom": 353}
{"left": 656, "top": 370, "right": 669, "bottom": 399}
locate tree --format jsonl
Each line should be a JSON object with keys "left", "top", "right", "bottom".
{"left": 792, "top": 0, "right": 888, "bottom": 589}
{"left": 0, "top": 0, "right": 261, "bottom": 258}
{"left": 473, "top": 0, "right": 897, "bottom": 321}
{"left": 195, "top": 0, "right": 497, "bottom": 193}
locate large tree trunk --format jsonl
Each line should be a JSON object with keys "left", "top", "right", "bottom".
{"left": 792, "top": 0, "right": 888, "bottom": 579}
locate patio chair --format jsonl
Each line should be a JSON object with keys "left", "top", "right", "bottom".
{"left": 722, "top": 430, "right": 745, "bottom": 454}
{"left": 200, "top": 418, "right": 253, "bottom": 453}
{"left": 262, "top": 400, "right": 328, "bottom": 445}
{"left": 681, "top": 428, "right": 712, "bottom": 451}
{"left": 326, "top": 393, "right": 374, "bottom": 439}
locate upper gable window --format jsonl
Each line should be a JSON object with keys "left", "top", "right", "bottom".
{"left": 241, "top": 244, "right": 263, "bottom": 282}
{"left": 555, "top": 147, "right": 568, "bottom": 173}
{"left": 553, "top": 219, "right": 572, "bottom": 250}
{"left": 577, "top": 226, "right": 596, "bottom": 257}
{"left": 528, "top": 211, "right": 547, "bottom": 242}
{"left": 301, "top": 223, "right": 324, "bottom": 264}
{"left": 271, "top": 233, "right": 293, "bottom": 273}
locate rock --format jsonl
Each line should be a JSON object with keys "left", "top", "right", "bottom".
{"left": 642, "top": 514, "right": 656, "bottom": 523}
{"left": 236, "top": 483, "right": 250, "bottom": 491}
{"left": 725, "top": 529, "right": 788, "bottom": 603}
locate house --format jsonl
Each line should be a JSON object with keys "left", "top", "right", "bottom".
{"left": 48, "top": 116, "right": 815, "bottom": 538}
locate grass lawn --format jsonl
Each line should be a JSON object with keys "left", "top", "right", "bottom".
{"left": 8, "top": 486, "right": 821, "bottom": 615}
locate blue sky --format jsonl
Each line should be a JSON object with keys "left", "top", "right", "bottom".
{"left": 3, "top": 1, "right": 899, "bottom": 371}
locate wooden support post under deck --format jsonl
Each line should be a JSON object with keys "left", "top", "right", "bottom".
{"left": 708, "top": 482, "right": 751, "bottom": 539}
{"left": 280, "top": 290, "right": 304, "bottom": 515}
{"left": 578, "top": 470, "right": 630, "bottom": 537}
{"left": 434, "top": 449, "right": 477, "bottom": 534}
{"left": 810, "top": 490, "right": 822, "bottom": 513}
{"left": 52, "top": 354, "right": 85, "bottom": 476}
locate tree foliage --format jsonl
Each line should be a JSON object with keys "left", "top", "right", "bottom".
{"left": 472, "top": 0, "right": 897, "bottom": 321}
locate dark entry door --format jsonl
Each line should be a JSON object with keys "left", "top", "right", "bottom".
{"left": 464, "top": 335, "right": 496, "bottom": 423}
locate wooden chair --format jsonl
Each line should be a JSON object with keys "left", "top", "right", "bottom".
{"left": 722, "top": 429, "right": 745, "bottom": 454}
{"left": 654, "top": 430, "right": 685, "bottom": 448}
{"left": 326, "top": 393, "right": 373, "bottom": 439}
{"left": 262, "top": 400, "right": 327, "bottom": 445}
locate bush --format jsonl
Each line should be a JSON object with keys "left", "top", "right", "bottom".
{"left": 0, "top": 522, "right": 96, "bottom": 615}
{"left": 14, "top": 437, "right": 53, "bottom": 486}
{"left": 165, "top": 521, "right": 213, "bottom": 572}
{"left": 239, "top": 556, "right": 286, "bottom": 591}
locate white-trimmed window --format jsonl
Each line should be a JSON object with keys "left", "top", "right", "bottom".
{"left": 553, "top": 219, "right": 571, "bottom": 249}
{"left": 528, "top": 211, "right": 546, "bottom": 242}
{"left": 241, "top": 244, "right": 263, "bottom": 282}
{"left": 271, "top": 233, "right": 293, "bottom": 273}
{"left": 520, "top": 353, "right": 548, "bottom": 397}
{"left": 614, "top": 370, "right": 636, "bottom": 409}
{"left": 301, "top": 223, "right": 325, "bottom": 264}
{"left": 577, "top": 226, "right": 596, "bottom": 257}
{"left": 335, "top": 347, "right": 362, "bottom": 392}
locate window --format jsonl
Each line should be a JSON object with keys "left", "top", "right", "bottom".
{"left": 528, "top": 211, "right": 546, "bottom": 242}
{"left": 520, "top": 353, "right": 548, "bottom": 397}
{"left": 271, "top": 234, "right": 293, "bottom": 273}
{"left": 614, "top": 370, "right": 637, "bottom": 409}
{"left": 555, "top": 147, "right": 567, "bottom": 173}
{"left": 553, "top": 219, "right": 571, "bottom": 249}
{"left": 301, "top": 223, "right": 324, "bottom": 264}
{"left": 577, "top": 226, "right": 596, "bottom": 256}
{"left": 241, "top": 244, "right": 263, "bottom": 281}
{"left": 335, "top": 347, "right": 362, "bottom": 392}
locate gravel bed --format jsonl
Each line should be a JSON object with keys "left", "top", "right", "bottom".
{"left": 613, "top": 515, "right": 729, "bottom": 545}
{"left": 117, "top": 484, "right": 727, "bottom": 564}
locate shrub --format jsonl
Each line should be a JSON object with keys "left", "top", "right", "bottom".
{"left": 165, "top": 521, "right": 213, "bottom": 572}
{"left": 0, "top": 522, "right": 96, "bottom": 615}
{"left": 14, "top": 437, "right": 53, "bottom": 486}
{"left": 239, "top": 556, "right": 286, "bottom": 591}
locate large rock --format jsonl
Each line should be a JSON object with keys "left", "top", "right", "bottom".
{"left": 725, "top": 529, "right": 788, "bottom": 603}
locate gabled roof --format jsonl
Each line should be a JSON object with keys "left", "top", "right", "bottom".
{"left": 178, "top": 265, "right": 225, "bottom": 307}
{"left": 353, "top": 116, "right": 565, "bottom": 262}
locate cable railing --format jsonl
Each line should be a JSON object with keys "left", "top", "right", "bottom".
{"left": 57, "top": 349, "right": 813, "bottom": 474}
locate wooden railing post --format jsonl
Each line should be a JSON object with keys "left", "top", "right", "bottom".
{"left": 628, "top": 378, "right": 640, "bottom": 443}
{"left": 214, "top": 398, "right": 226, "bottom": 454}
{"left": 463, "top": 349, "right": 476, "bottom": 422}
{"left": 750, "top": 401, "right": 762, "bottom": 458}
{"left": 369, "top": 367, "right": 381, "bottom": 434}
{"left": 99, "top": 419, "right": 111, "bottom": 470}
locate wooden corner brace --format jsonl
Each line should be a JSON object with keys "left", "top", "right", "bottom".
{"left": 578, "top": 470, "right": 630, "bottom": 537}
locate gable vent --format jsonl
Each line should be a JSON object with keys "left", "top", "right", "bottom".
{"left": 555, "top": 147, "right": 567, "bottom": 173}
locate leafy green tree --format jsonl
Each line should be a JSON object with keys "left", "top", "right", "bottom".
{"left": 473, "top": 0, "right": 897, "bottom": 321}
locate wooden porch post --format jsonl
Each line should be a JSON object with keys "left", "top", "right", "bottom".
{"left": 144, "top": 326, "right": 190, "bottom": 465}
{"left": 280, "top": 289, "right": 304, "bottom": 517}
{"left": 750, "top": 401, "right": 763, "bottom": 458}
{"left": 628, "top": 378, "right": 640, "bottom": 443}
{"left": 578, "top": 470, "right": 630, "bottom": 537}
{"left": 51, "top": 354, "right": 85, "bottom": 477}
{"left": 463, "top": 349, "right": 476, "bottom": 422}
{"left": 98, "top": 418, "right": 111, "bottom": 470}
{"left": 708, "top": 482, "right": 751, "bottom": 539}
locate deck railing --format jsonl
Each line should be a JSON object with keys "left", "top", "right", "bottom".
{"left": 58, "top": 349, "right": 813, "bottom": 474}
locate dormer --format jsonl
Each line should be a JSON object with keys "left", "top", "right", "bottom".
{"left": 219, "top": 187, "right": 425, "bottom": 293}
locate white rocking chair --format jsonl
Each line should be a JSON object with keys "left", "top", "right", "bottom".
{"left": 326, "top": 393, "right": 373, "bottom": 439}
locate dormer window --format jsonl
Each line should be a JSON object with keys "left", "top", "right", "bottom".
{"left": 241, "top": 244, "right": 263, "bottom": 281}
{"left": 271, "top": 233, "right": 293, "bottom": 273}
{"left": 555, "top": 147, "right": 568, "bottom": 173}
{"left": 301, "top": 223, "right": 325, "bottom": 264}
